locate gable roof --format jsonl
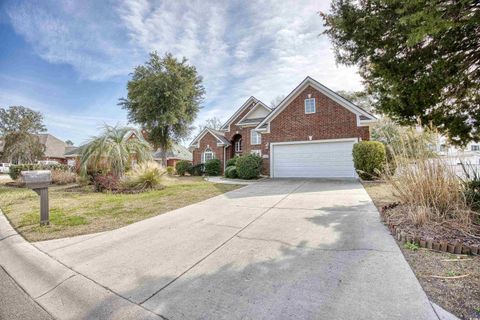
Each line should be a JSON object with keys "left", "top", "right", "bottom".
{"left": 189, "top": 127, "right": 230, "bottom": 149}
{"left": 220, "top": 96, "right": 259, "bottom": 131}
{"left": 37, "top": 134, "right": 69, "bottom": 158}
{"left": 152, "top": 143, "right": 192, "bottom": 161}
{"left": 255, "top": 76, "right": 376, "bottom": 131}
{"left": 236, "top": 101, "right": 271, "bottom": 126}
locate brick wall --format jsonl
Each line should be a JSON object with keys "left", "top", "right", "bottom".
{"left": 260, "top": 85, "right": 370, "bottom": 175}
{"left": 192, "top": 132, "right": 225, "bottom": 171}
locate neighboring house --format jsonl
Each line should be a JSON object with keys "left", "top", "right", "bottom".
{"left": 36, "top": 134, "right": 72, "bottom": 164}
{"left": 434, "top": 136, "right": 480, "bottom": 166}
{"left": 65, "top": 128, "right": 192, "bottom": 168}
{"left": 152, "top": 143, "right": 192, "bottom": 167}
{"left": 189, "top": 76, "right": 377, "bottom": 178}
{"left": 0, "top": 133, "right": 74, "bottom": 164}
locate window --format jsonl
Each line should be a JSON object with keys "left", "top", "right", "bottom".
{"left": 471, "top": 145, "right": 479, "bottom": 151}
{"left": 235, "top": 139, "right": 242, "bottom": 152}
{"left": 251, "top": 149, "right": 261, "bottom": 156}
{"left": 203, "top": 148, "right": 214, "bottom": 163}
{"left": 304, "top": 98, "right": 316, "bottom": 114}
{"left": 250, "top": 130, "right": 261, "bottom": 145}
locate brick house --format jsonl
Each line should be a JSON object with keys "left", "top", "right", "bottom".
{"left": 189, "top": 77, "right": 376, "bottom": 178}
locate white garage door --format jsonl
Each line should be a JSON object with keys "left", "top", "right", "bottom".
{"left": 271, "top": 139, "right": 357, "bottom": 178}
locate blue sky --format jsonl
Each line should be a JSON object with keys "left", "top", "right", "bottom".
{"left": 0, "top": 0, "right": 363, "bottom": 146}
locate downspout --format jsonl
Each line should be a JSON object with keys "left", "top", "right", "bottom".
{"left": 223, "top": 146, "right": 226, "bottom": 172}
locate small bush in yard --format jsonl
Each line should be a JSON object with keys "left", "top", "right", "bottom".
{"left": 460, "top": 162, "right": 480, "bottom": 212}
{"left": 189, "top": 163, "right": 204, "bottom": 176}
{"left": 204, "top": 159, "right": 221, "bottom": 176}
{"left": 9, "top": 163, "right": 69, "bottom": 180}
{"left": 176, "top": 160, "right": 192, "bottom": 176}
{"left": 352, "top": 141, "right": 386, "bottom": 180}
{"left": 236, "top": 154, "right": 262, "bottom": 179}
{"left": 122, "top": 161, "right": 165, "bottom": 190}
{"left": 226, "top": 157, "right": 237, "bottom": 167}
{"left": 225, "top": 166, "right": 238, "bottom": 179}
{"left": 93, "top": 174, "right": 120, "bottom": 192}
{"left": 51, "top": 170, "right": 77, "bottom": 185}
{"left": 166, "top": 166, "right": 175, "bottom": 175}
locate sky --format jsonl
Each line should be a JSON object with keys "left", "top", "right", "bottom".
{"left": 0, "top": 0, "right": 364, "bottom": 146}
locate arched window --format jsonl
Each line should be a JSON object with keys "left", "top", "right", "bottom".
{"left": 202, "top": 148, "right": 214, "bottom": 163}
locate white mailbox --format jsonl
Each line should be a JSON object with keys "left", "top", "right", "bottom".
{"left": 21, "top": 170, "right": 51, "bottom": 225}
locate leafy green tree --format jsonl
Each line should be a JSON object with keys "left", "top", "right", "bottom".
{"left": 321, "top": 0, "right": 480, "bottom": 145}
{"left": 0, "top": 106, "right": 46, "bottom": 163}
{"left": 80, "top": 125, "right": 152, "bottom": 177}
{"left": 120, "top": 52, "right": 205, "bottom": 165}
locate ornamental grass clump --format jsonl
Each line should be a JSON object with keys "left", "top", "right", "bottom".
{"left": 122, "top": 161, "right": 165, "bottom": 190}
{"left": 381, "top": 128, "right": 474, "bottom": 229}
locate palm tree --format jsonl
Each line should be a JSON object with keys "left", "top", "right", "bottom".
{"left": 80, "top": 125, "right": 152, "bottom": 177}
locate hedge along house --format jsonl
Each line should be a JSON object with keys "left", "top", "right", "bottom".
{"left": 189, "top": 76, "right": 377, "bottom": 178}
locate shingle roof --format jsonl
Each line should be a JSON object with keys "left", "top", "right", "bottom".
{"left": 36, "top": 134, "right": 69, "bottom": 158}
{"left": 152, "top": 143, "right": 192, "bottom": 161}
{"left": 237, "top": 117, "right": 265, "bottom": 125}
{"left": 209, "top": 129, "right": 230, "bottom": 145}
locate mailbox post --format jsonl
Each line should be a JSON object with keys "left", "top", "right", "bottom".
{"left": 21, "top": 170, "right": 52, "bottom": 226}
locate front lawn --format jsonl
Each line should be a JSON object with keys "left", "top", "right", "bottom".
{"left": 0, "top": 176, "right": 241, "bottom": 242}
{"left": 364, "top": 182, "right": 480, "bottom": 320}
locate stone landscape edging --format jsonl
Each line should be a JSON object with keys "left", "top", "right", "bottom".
{"left": 380, "top": 204, "right": 479, "bottom": 255}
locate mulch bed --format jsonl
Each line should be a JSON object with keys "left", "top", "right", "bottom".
{"left": 381, "top": 203, "right": 480, "bottom": 255}
{"left": 63, "top": 184, "right": 165, "bottom": 194}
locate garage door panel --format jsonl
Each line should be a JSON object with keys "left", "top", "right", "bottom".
{"left": 272, "top": 140, "right": 356, "bottom": 178}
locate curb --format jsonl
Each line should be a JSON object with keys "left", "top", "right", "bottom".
{"left": 0, "top": 210, "right": 162, "bottom": 320}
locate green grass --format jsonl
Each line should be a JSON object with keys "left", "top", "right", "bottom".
{"left": 0, "top": 176, "right": 242, "bottom": 241}
{"left": 404, "top": 242, "right": 419, "bottom": 251}
{"left": 445, "top": 270, "right": 461, "bottom": 277}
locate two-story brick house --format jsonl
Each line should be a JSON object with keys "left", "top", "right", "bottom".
{"left": 189, "top": 76, "right": 376, "bottom": 178}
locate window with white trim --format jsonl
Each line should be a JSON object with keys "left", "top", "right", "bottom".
{"left": 471, "top": 145, "right": 479, "bottom": 151}
{"left": 305, "top": 98, "right": 316, "bottom": 114}
{"left": 251, "top": 149, "right": 261, "bottom": 156}
{"left": 202, "top": 148, "right": 214, "bottom": 163}
{"left": 250, "top": 130, "right": 261, "bottom": 145}
{"left": 235, "top": 139, "right": 242, "bottom": 152}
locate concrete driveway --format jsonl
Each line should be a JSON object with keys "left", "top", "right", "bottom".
{"left": 33, "top": 179, "right": 439, "bottom": 319}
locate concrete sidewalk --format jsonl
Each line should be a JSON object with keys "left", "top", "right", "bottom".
{"left": 1, "top": 179, "right": 446, "bottom": 319}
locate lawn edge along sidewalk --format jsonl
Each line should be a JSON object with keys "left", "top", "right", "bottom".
{"left": 0, "top": 210, "right": 162, "bottom": 320}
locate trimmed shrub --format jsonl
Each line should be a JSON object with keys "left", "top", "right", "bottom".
{"left": 166, "top": 166, "right": 175, "bottom": 175}
{"left": 352, "top": 141, "right": 386, "bottom": 180}
{"left": 189, "top": 163, "right": 204, "bottom": 176}
{"left": 225, "top": 166, "right": 238, "bottom": 179}
{"left": 122, "top": 161, "right": 165, "bottom": 190}
{"left": 176, "top": 160, "right": 192, "bottom": 176}
{"left": 226, "top": 157, "right": 237, "bottom": 167}
{"left": 51, "top": 170, "right": 77, "bottom": 185}
{"left": 236, "top": 154, "right": 262, "bottom": 180}
{"left": 9, "top": 163, "right": 69, "bottom": 180}
{"left": 204, "top": 159, "right": 221, "bottom": 176}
